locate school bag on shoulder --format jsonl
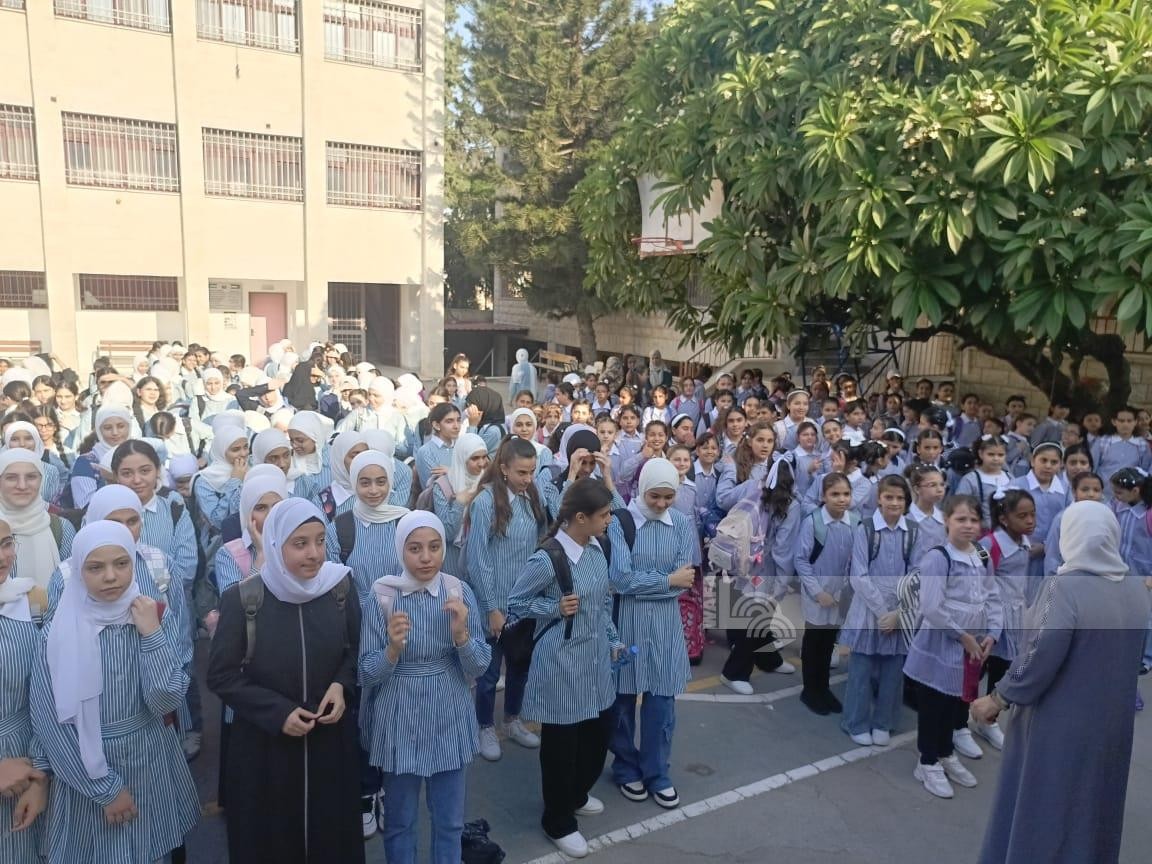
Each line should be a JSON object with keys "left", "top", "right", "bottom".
{"left": 896, "top": 543, "right": 988, "bottom": 650}
{"left": 709, "top": 496, "right": 765, "bottom": 579}
{"left": 334, "top": 510, "right": 357, "bottom": 564}
{"left": 414, "top": 475, "right": 454, "bottom": 512}
{"left": 808, "top": 511, "right": 861, "bottom": 563}
{"left": 238, "top": 573, "right": 352, "bottom": 668}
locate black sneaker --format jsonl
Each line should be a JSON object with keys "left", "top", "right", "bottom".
{"left": 653, "top": 787, "right": 680, "bottom": 809}
{"left": 800, "top": 689, "right": 831, "bottom": 716}
{"left": 824, "top": 691, "right": 843, "bottom": 714}
{"left": 619, "top": 781, "right": 648, "bottom": 802}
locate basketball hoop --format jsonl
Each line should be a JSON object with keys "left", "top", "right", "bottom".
{"left": 632, "top": 236, "right": 687, "bottom": 258}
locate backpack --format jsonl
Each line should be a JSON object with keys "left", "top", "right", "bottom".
{"left": 808, "top": 511, "right": 861, "bottom": 563}
{"left": 896, "top": 544, "right": 990, "bottom": 649}
{"left": 414, "top": 475, "right": 454, "bottom": 512}
{"left": 369, "top": 571, "right": 464, "bottom": 625}
{"left": 223, "top": 538, "right": 253, "bottom": 576}
{"left": 822, "top": 516, "right": 918, "bottom": 567}
{"left": 708, "top": 496, "right": 765, "bottom": 579}
{"left": 238, "top": 573, "right": 351, "bottom": 668}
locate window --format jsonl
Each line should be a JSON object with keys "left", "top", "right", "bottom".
{"left": 203, "top": 128, "right": 303, "bottom": 201}
{"left": 1, "top": 1, "right": 27, "bottom": 11}
{"left": 326, "top": 141, "right": 421, "bottom": 209}
{"left": 323, "top": 0, "right": 421, "bottom": 72}
{"left": 54, "top": 0, "right": 171, "bottom": 32}
{"left": 61, "top": 113, "right": 179, "bottom": 192}
{"left": 0, "top": 271, "right": 47, "bottom": 309}
{"left": 197, "top": 0, "right": 298, "bottom": 52}
{"left": 79, "top": 274, "right": 179, "bottom": 311}
{"left": 0, "top": 106, "right": 37, "bottom": 181}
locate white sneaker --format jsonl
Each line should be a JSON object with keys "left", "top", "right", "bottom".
{"left": 952, "top": 728, "right": 983, "bottom": 759}
{"left": 479, "top": 726, "right": 502, "bottom": 761}
{"left": 913, "top": 762, "right": 954, "bottom": 799}
{"left": 653, "top": 787, "right": 680, "bottom": 809}
{"left": 830, "top": 651, "right": 841, "bottom": 669}
{"left": 182, "top": 732, "right": 202, "bottom": 761}
{"left": 940, "top": 755, "right": 978, "bottom": 788}
{"left": 720, "top": 675, "right": 754, "bottom": 695}
{"left": 618, "top": 781, "right": 648, "bottom": 802}
{"left": 504, "top": 717, "right": 541, "bottom": 749}
{"left": 972, "top": 721, "right": 1005, "bottom": 751}
{"left": 575, "top": 795, "right": 604, "bottom": 816}
{"left": 496, "top": 675, "right": 506, "bottom": 692}
{"left": 361, "top": 796, "right": 377, "bottom": 839}
{"left": 871, "top": 729, "right": 891, "bottom": 747}
{"left": 772, "top": 661, "right": 797, "bottom": 674}
{"left": 849, "top": 731, "right": 873, "bottom": 747}
{"left": 551, "top": 831, "right": 589, "bottom": 858}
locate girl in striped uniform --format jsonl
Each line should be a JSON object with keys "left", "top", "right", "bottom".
{"left": 194, "top": 426, "right": 249, "bottom": 532}
{"left": 212, "top": 467, "right": 289, "bottom": 595}
{"left": 1043, "top": 471, "right": 1104, "bottom": 581}
{"left": 1008, "top": 443, "right": 1068, "bottom": 605}
{"left": 362, "top": 429, "right": 415, "bottom": 509}
{"left": 4, "top": 420, "right": 63, "bottom": 502}
{"left": 774, "top": 389, "right": 811, "bottom": 452}
{"left": 906, "top": 463, "right": 947, "bottom": 554}
{"left": 841, "top": 475, "right": 919, "bottom": 747}
{"left": 692, "top": 432, "right": 722, "bottom": 531}
{"left": 68, "top": 406, "right": 134, "bottom": 510}
{"left": 608, "top": 459, "right": 697, "bottom": 809}
{"left": 359, "top": 511, "right": 491, "bottom": 864}
{"left": 414, "top": 403, "right": 462, "bottom": 487}
{"left": 508, "top": 406, "right": 555, "bottom": 477}
{"left": 0, "top": 517, "right": 49, "bottom": 860}
{"left": 508, "top": 479, "right": 624, "bottom": 860}
{"left": 790, "top": 420, "right": 827, "bottom": 502}
{"left": 31, "top": 521, "right": 200, "bottom": 864}
{"left": 715, "top": 422, "right": 777, "bottom": 512}
{"left": 287, "top": 410, "right": 331, "bottom": 502}
{"left": 956, "top": 435, "right": 1013, "bottom": 530}
{"left": 466, "top": 438, "right": 549, "bottom": 762}
{"left": 434, "top": 433, "right": 489, "bottom": 577}
{"left": 251, "top": 428, "right": 294, "bottom": 486}
{"left": 971, "top": 489, "right": 1036, "bottom": 752}
{"left": 314, "top": 432, "right": 368, "bottom": 522}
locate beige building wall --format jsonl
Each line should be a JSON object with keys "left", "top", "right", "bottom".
{"left": 0, "top": 0, "right": 444, "bottom": 374}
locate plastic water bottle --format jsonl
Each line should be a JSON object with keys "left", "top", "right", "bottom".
{"left": 612, "top": 645, "right": 639, "bottom": 671}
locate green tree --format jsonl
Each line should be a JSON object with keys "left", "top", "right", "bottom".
{"left": 576, "top": 0, "right": 1152, "bottom": 409}
{"left": 448, "top": 0, "right": 652, "bottom": 361}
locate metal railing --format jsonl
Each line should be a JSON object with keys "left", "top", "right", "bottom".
{"left": 203, "top": 127, "right": 303, "bottom": 202}
{"left": 54, "top": 0, "right": 172, "bottom": 33}
{"left": 322, "top": 0, "right": 422, "bottom": 73}
{"left": 0, "top": 105, "right": 37, "bottom": 181}
{"left": 62, "top": 112, "right": 179, "bottom": 192}
{"left": 326, "top": 141, "right": 421, "bottom": 209}
{"left": 197, "top": 0, "right": 299, "bottom": 53}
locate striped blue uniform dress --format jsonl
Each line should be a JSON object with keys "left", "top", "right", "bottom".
{"left": 141, "top": 491, "right": 198, "bottom": 585}
{"left": 30, "top": 622, "right": 200, "bottom": 863}
{"left": 0, "top": 616, "right": 43, "bottom": 860}
{"left": 790, "top": 446, "right": 828, "bottom": 503}
{"left": 616, "top": 431, "right": 643, "bottom": 464}
{"left": 477, "top": 424, "right": 505, "bottom": 456}
{"left": 692, "top": 462, "right": 720, "bottom": 517}
{"left": 1114, "top": 502, "right": 1152, "bottom": 579}
{"left": 298, "top": 447, "right": 333, "bottom": 503}
{"left": 465, "top": 487, "right": 544, "bottom": 619}
{"left": 774, "top": 417, "right": 802, "bottom": 452}
{"left": 194, "top": 476, "right": 241, "bottom": 532}
{"left": 39, "top": 460, "right": 63, "bottom": 503}
{"left": 358, "top": 579, "right": 490, "bottom": 775}
{"left": 732, "top": 499, "right": 801, "bottom": 600}
{"left": 908, "top": 507, "right": 946, "bottom": 563}
{"left": 213, "top": 541, "right": 256, "bottom": 595}
{"left": 509, "top": 541, "right": 621, "bottom": 725}
{"left": 841, "top": 517, "right": 916, "bottom": 656}
{"left": 715, "top": 460, "right": 769, "bottom": 513}
{"left": 956, "top": 469, "right": 1012, "bottom": 529}
{"left": 847, "top": 469, "right": 879, "bottom": 520}
{"left": 390, "top": 458, "right": 414, "bottom": 508}
{"left": 324, "top": 519, "right": 404, "bottom": 605}
{"left": 312, "top": 486, "right": 355, "bottom": 521}
{"left": 794, "top": 509, "right": 854, "bottom": 627}
{"left": 903, "top": 544, "right": 1002, "bottom": 697}
{"left": 1008, "top": 472, "right": 1067, "bottom": 604}
{"left": 415, "top": 439, "right": 454, "bottom": 487}
{"left": 433, "top": 484, "right": 466, "bottom": 576}
{"left": 979, "top": 529, "right": 1031, "bottom": 661}
{"left": 1042, "top": 515, "right": 1065, "bottom": 580}
{"left": 1093, "top": 435, "right": 1152, "bottom": 495}
{"left": 608, "top": 509, "right": 693, "bottom": 698}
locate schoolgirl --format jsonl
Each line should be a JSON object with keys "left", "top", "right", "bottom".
{"left": 361, "top": 429, "right": 415, "bottom": 508}
{"left": 955, "top": 435, "right": 1014, "bottom": 529}
{"left": 618, "top": 420, "right": 668, "bottom": 498}
{"left": 1008, "top": 443, "right": 1067, "bottom": 604}
{"left": 508, "top": 479, "right": 623, "bottom": 859}
{"left": 877, "top": 428, "right": 908, "bottom": 478}
{"left": 641, "top": 386, "right": 673, "bottom": 428}
{"left": 213, "top": 467, "right": 288, "bottom": 595}
{"left": 692, "top": 432, "right": 722, "bottom": 526}
{"left": 840, "top": 400, "right": 869, "bottom": 446}
{"left": 314, "top": 432, "right": 369, "bottom": 522}
{"left": 509, "top": 406, "right": 555, "bottom": 476}
{"left": 971, "top": 489, "right": 1036, "bottom": 752}
{"left": 790, "top": 420, "right": 826, "bottom": 502}
{"left": 669, "top": 413, "right": 697, "bottom": 450}
{"left": 27, "top": 404, "right": 75, "bottom": 474}
{"left": 615, "top": 405, "right": 644, "bottom": 462}
{"left": 69, "top": 405, "right": 134, "bottom": 509}
{"left": 820, "top": 417, "right": 843, "bottom": 451}
{"left": 595, "top": 414, "right": 624, "bottom": 481}
{"left": 1060, "top": 442, "right": 1094, "bottom": 490}
{"left": 111, "top": 441, "right": 197, "bottom": 581}
{"left": 31, "top": 521, "right": 200, "bottom": 863}
{"left": 1043, "top": 471, "right": 1104, "bottom": 580}
{"left": 1093, "top": 406, "right": 1152, "bottom": 492}
{"left": 433, "top": 433, "right": 489, "bottom": 577}
{"left": 906, "top": 464, "right": 947, "bottom": 552}
{"left": 414, "top": 403, "right": 463, "bottom": 487}
{"left": 903, "top": 495, "right": 1001, "bottom": 799}
{"left": 843, "top": 441, "right": 889, "bottom": 520}
{"left": 795, "top": 472, "right": 856, "bottom": 715}
{"left": 4, "top": 420, "right": 64, "bottom": 502}
{"left": 465, "top": 387, "right": 508, "bottom": 455}
{"left": 868, "top": 417, "right": 889, "bottom": 442}
{"left": 1110, "top": 468, "right": 1152, "bottom": 589}
{"left": 54, "top": 379, "right": 86, "bottom": 442}
{"left": 774, "top": 390, "right": 811, "bottom": 452}
{"left": 194, "top": 426, "right": 249, "bottom": 532}
{"left": 695, "top": 388, "right": 735, "bottom": 437}
{"left": 910, "top": 428, "right": 946, "bottom": 473}
{"left": 1004, "top": 414, "right": 1035, "bottom": 476}
{"left": 358, "top": 511, "right": 490, "bottom": 864}
{"left": 715, "top": 422, "right": 777, "bottom": 512}
{"left": 840, "top": 474, "right": 919, "bottom": 746}
{"left": 251, "top": 427, "right": 294, "bottom": 481}
{"left": 717, "top": 407, "right": 749, "bottom": 458}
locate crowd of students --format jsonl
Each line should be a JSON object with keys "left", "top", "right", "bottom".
{"left": 0, "top": 341, "right": 1150, "bottom": 862}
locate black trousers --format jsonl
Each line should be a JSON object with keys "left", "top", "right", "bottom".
{"left": 915, "top": 682, "right": 968, "bottom": 764}
{"left": 539, "top": 709, "right": 611, "bottom": 839}
{"left": 801, "top": 624, "right": 839, "bottom": 695}
{"left": 722, "top": 629, "right": 784, "bottom": 681}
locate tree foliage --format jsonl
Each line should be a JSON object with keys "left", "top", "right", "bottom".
{"left": 575, "top": 0, "right": 1152, "bottom": 406}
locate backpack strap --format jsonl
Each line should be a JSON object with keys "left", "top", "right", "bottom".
{"left": 987, "top": 533, "right": 1002, "bottom": 570}
{"left": 902, "top": 519, "right": 918, "bottom": 567}
{"left": 436, "top": 475, "right": 455, "bottom": 501}
{"left": 613, "top": 508, "right": 636, "bottom": 550}
{"left": 335, "top": 510, "right": 357, "bottom": 565}
{"left": 539, "top": 538, "right": 576, "bottom": 640}
{"left": 238, "top": 576, "right": 265, "bottom": 668}
{"left": 49, "top": 514, "right": 62, "bottom": 548}
{"left": 810, "top": 511, "right": 828, "bottom": 564}
{"left": 170, "top": 498, "right": 185, "bottom": 528}
{"left": 331, "top": 574, "right": 352, "bottom": 654}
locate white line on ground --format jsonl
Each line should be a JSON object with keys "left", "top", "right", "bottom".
{"left": 518, "top": 730, "right": 917, "bottom": 864}
{"left": 676, "top": 673, "right": 849, "bottom": 704}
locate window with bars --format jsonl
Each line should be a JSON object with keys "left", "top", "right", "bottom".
{"left": 79, "top": 274, "right": 179, "bottom": 311}
{"left": 1, "top": 1, "right": 27, "bottom": 11}
{"left": 323, "top": 0, "right": 421, "bottom": 72}
{"left": 203, "top": 128, "right": 303, "bottom": 201}
{"left": 0, "top": 272, "right": 48, "bottom": 309}
{"left": 197, "top": 0, "right": 299, "bottom": 53}
{"left": 62, "top": 113, "right": 179, "bottom": 192}
{"left": 54, "top": 0, "right": 171, "bottom": 32}
{"left": 0, "top": 106, "right": 37, "bottom": 181}
{"left": 326, "top": 142, "right": 421, "bottom": 210}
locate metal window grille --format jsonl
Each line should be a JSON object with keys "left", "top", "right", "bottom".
{"left": 0, "top": 105, "right": 38, "bottom": 181}
{"left": 54, "top": 0, "right": 171, "bottom": 32}
{"left": 328, "top": 282, "right": 365, "bottom": 359}
{"left": 203, "top": 128, "right": 303, "bottom": 201}
{"left": 61, "top": 113, "right": 179, "bottom": 192}
{"left": 79, "top": 274, "right": 179, "bottom": 311}
{"left": 1, "top": 1, "right": 27, "bottom": 11}
{"left": 197, "top": 0, "right": 299, "bottom": 52}
{"left": 326, "top": 141, "right": 421, "bottom": 209}
{"left": 0, "top": 271, "right": 47, "bottom": 309}
{"left": 322, "top": 0, "right": 422, "bottom": 72}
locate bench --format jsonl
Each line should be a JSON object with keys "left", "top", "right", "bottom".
{"left": 0, "top": 340, "right": 43, "bottom": 359}
{"left": 535, "top": 350, "right": 580, "bottom": 377}
{"left": 96, "top": 340, "right": 159, "bottom": 371}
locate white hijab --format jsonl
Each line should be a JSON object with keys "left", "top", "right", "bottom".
{"left": 0, "top": 450, "right": 58, "bottom": 588}
{"left": 92, "top": 406, "right": 133, "bottom": 460}
{"left": 373, "top": 510, "right": 453, "bottom": 596}
{"left": 1058, "top": 500, "right": 1129, "bottom": 582}
{"left": 252, "top": 428, "right": 292, "bottom": 469}
{"left": 240, "top": 466, "right": 289, "bottom": 547}
{"left": 288, "top": 411, "right": 328, "bottom": 476}
{"left": 508, "top": 407, "right": 547, "bottom": 457}
{"left": 3, "top": 421, "right": 44, "bottom": 459}
{"left": 259, "top": 498, "right": 349, "bottom": 604}
{"left": 369, "top": 377, "right": 395, "bottom": 422}
{"left": 362, "top": 428, "right": 397, "bottom": 459}
{"left": 328, "top": 432, "right": 365, "bottom": 507}
{"left": 83, "top": 484, "right": 142, "bottom": 525}
{"left": 630, "top": 457, "right": 679, "bottom": 525}
{"left": 447, "top": 433, "right": 487, "bottom": 496}
{"left": 350, "top": 451, "right": 410, "bottom": 525}
{"left": 197, "top": 429, "right": 248, "bottom": 492}
{"left": 0, "top": 519, "right": 33, "bottom": 621}
{"left": 47, "top": 521, "right": 141, "bottom": 780}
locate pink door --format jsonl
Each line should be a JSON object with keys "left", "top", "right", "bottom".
{"left": 249, "top": 292, "right": 287, "bottom": 361}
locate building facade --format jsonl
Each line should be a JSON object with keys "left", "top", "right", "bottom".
{"left": 0, "top": 0, "right": 444, "bottom": 374}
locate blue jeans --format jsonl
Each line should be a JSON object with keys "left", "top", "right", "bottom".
{"left": 1143, "top": 610, "right": 1152, "bottom": 670}
{"left": 609, "top": 693, "right": 675, "bottom": 792}
{"left": 841, "top": 653, "right": 905, "bottom": 736}
{"left": 381, "top": 768, "right": 467, "bottom": 864}
{"left": 474, "top": 637, "right": 528, "bottom": 727}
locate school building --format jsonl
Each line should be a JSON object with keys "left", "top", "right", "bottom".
{"left": 0, "top": 0, "right": 445, "bottom": 375}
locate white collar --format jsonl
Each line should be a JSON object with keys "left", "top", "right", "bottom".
{"left": 846, "top": 468, "right": 863, "bottom": 483}
{"left": 681, "top": 476, "right": 695, "bottom": 488}
{"left": 401, "top": 573, "right": 442, "bottom": 597}
{"left": 992, "top": 527, "right": 1030, "bottom": 555}
{"left": 693, "top": 459, "right": 717, "bottom": 477}
{"left": 1024, "top": 471, "right": 1066, "bottom": 496}
{"left": 627, "top": 499, "right": 674, "bottom": 528}
{"left": 912, "top": 505, "right": 945, "bottom": 525}
{"left": 946, "top": 543, "right": 986, "bottom": 565}
{"left": 556, "top": 529, "right": 603, "bottom": 566}
{"left": 872, "top": 509, "right": 908, "bottom": 532}
{"left": 433, "top": 436, "right": 453, "bottom": 449}
{"left": 820, "top": 506, "right": 852, "bottom": 526}
{"left": 141, "top": 494, "right": 160, "bottom": 513}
